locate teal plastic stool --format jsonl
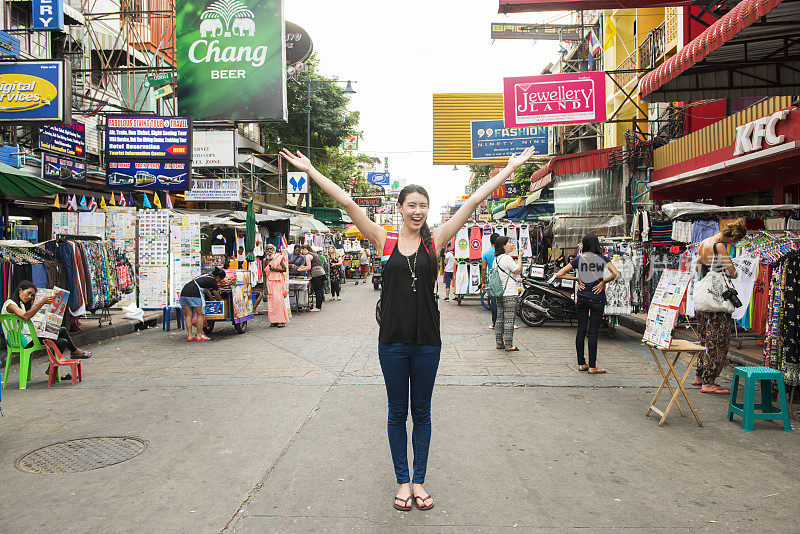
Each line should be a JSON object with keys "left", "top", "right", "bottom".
{"left": 727, "top": 366, "right": 791, "bottom": 431}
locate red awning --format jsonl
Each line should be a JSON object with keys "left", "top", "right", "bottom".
{"left": 529, "top": 147, "right": 619, "bottom": 192}
{"left": 499, "top": 0, "right": 692, "bottom": 12}
{"left": 640, "top": 0, "right": 789, "bottom": 100}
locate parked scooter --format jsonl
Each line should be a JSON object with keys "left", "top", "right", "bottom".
{"left": 518, "top": 274, "right": 577, "bottom": 327}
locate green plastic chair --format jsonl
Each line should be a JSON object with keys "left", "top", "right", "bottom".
{"left": 727, "top": 366, "right": 791, "bottom": 431}
{"left": 1, "top": 313, "right": 45, "bottom": 390}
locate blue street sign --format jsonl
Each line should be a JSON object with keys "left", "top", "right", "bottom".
{"left": 106, "top": 116, "right": 192, "bottom": 160}
{"left": 470, "top": 120, "right": 549, "bottom": 160}
{"left": 32, "top": 0, "right": 64, "bottom": 30}
{"left": 367, "top": 172, "right": 390, "bottom": 186}
{"left": 0, "top": 31, "right": 20, "bottom": 57}
{"left": 106, "top": 160, "right": 191, "bottom": 190}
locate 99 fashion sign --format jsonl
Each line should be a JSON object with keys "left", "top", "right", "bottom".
{"left": 176, "top": 0, "right": 287, "bottom": 121}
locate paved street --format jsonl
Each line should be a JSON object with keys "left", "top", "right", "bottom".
{"left": 1, "top": 280, "right": 798, "bottom": 533}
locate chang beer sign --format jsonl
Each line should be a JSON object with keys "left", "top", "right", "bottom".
{"left": 176, "top": 0, "right": 286, "bottom": 121}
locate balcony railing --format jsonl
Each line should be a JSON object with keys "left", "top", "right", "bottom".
{"left": 617, "top": 48, "right": 637, "bottom": 87}
{"left": 639, "top": 22, "right": 665, "bottom": 70}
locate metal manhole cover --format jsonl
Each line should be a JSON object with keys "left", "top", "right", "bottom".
{"left": 17, "top": 437, "right": 147, "bottom": 474}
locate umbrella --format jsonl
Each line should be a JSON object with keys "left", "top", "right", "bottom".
{"left": 245, "top": 198, "right": 256, "bottom": 262}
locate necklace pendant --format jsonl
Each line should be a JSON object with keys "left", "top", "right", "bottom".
{"left": 412, "top": 276, "right": 417, "bottom": 292}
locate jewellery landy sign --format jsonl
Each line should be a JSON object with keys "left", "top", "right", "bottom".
{"left": 502, "top": 72, "right": 606, "bottom": 128}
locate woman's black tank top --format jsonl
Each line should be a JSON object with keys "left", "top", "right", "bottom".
{"left": 379, "top": 241, "right": 441, "bottom": 346}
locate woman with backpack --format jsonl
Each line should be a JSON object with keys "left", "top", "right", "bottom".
{"left": 280, "top": 145, "right": 537, "bottom": 512}
{"left": 491, "top": 236, "right": 523, "bottom": 351}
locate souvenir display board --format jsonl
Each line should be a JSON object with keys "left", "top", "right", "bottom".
{"left": 138, "top": 210, "right": 170, "bottom": 308}
{"left": 169, "top": 213, "right": 201, "bottom": 306}
{"left": 642, "top": 269, "right": 693, "bottom": 349}
{"left": 106, "top": 207, "right": 138, "bottom": 308}
{"left": 77, "top": 212, "right": 106, "bottom": 238}
{"left": 51, "top": 211, "right": 78, "bottom": 238}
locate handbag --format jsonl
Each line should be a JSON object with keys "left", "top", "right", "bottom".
{"left": 693, "top": 269, "right": 735, "bottom": 314}
{"left": 487, "top": 256, "right": 512, "bottom": 298}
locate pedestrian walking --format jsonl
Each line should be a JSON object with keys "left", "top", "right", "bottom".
{"left": 481, "top": 232, "right": 500, "bottom": 329}
{"left": 492, "top": 236, "right": 522, "bottom": 351}
{"left": 301, "top": 244, "right": 326, "bottom": 312}
{"left": 263, "top": 244, "right": 289, "bottom": 327}
{"left": 327, "top": 245, "right": 343, "bottom": 300}
{"left": 281, "top": 145, "right": 538, "bottom": 512}
{"left": 693, "top": 218, "right": 746, "bottom": 394}
{"left": 555, "top": 234, "right": 619, "bottom": 374}
{"left": 443, "top": 243, "right": 455, "bottom": 301}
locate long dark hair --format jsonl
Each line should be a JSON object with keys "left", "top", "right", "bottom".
{"left": 398, "top": 184, "right": 438, "bottom": 282}
{"left": 11, "top": 280, "right": 36, "bottom": 310}
{"left": 581, "top": 233, "right": 603, "bottom": 255}
{"left": 494, "top": 235, "right": 510, "bottom": 257}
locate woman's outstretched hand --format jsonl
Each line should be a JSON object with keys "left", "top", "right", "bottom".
{"left": 279, "top": 149, "right": 314, "bottom": 173}
{"left": 506, "top": 145, "right": 538, "bottom": 171}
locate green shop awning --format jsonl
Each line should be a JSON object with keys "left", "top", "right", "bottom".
{"left": 0, "top": 163, "right": 66, "bottom": 197}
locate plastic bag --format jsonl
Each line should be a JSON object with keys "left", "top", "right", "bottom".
{"left": 121, "top": 302, "right": 145, "bottom": 323}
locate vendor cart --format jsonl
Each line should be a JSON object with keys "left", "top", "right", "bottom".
{"left": 288, "top": 278, "right": 312, "bottom": 312}
{"left": 202, "top": 286, "right": 253, "bottom": 335}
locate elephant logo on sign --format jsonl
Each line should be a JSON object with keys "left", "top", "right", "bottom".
{"left": 232, "top": 17, "right": 255, "bottom": 36}
{"left": 200, "top": 18, "right": 223, "bottom": 37}
{"left": 200, "top": 0, "right": 255, "bottom": 37}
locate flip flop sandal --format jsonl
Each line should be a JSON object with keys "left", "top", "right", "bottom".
{"left": 505, "top": 346, "right": 520, "bottom": 352}
{"left": 578, "top": 365, "right": 589, "bottom": 371}
{"left": 588, "top": 368, "right": 607, "bottom": 374}
{"left": 691, "top": 379, "right": 703, "bottom": 386}
{"left": 701, "top": 386, "right": 730, "bottom": 395}
{"left": 196, "top": 336, "right": 212, "bottom": 341}
{"left": 188, "top": 336, "right": 197, "bottom": 341}
{"left": 77, "top": 351, "right": 93, "bottom": 359}
{"left": 393, "top": 495, "right": 413, "bottom": 511}
{"left": 414, "top": 494, "right": 434, "bottom": 511}
{"left": 496, "top": 345, "right": 506, "bottom": 350}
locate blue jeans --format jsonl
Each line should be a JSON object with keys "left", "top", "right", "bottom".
{"left": 378, "top": 342, "right": 441, "bottom": 484}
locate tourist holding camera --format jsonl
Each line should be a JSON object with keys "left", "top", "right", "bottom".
{"left": 693, "top": 219, "right": 747, "bottom": 395}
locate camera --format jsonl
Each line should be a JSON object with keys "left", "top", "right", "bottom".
{"left": 722, "top": 287, "right": 742, "bottom": 308}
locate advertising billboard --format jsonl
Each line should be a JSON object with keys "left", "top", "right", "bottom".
{"left": 32, "top": 0, "right": 64, "bottom": 30}
{"left": 175, "top": 0, "right": 287, "bottom": 121}
{"left": 0, "top": 31, "right": 20, "bottom": 57}
{"left": 470, "top": 119, "right": 549, "bottom": 160}
{"left": 354, "top": 197, "right": 382, "bottom": 208}
{"left": 0, "top": 61, "right": 69, "bottom": 122}
{"left": 106, "top": 116, "right": 192, "bottom": 159}
{"left": 503, "top": 72, "right": 606, "bottom": 128}
{"left": 41, "top": 153, "right": 86, "bottom": 185}
{"left": 432, "top": 93, "right": 511, "bottom": 165}
{"left": 184, "top": 178, "right": 242, "bottom": 201}
{"left": 490, "top": 23, "right": 582, "bottom": 41}
{"left": 193, "top": 129, "right": 236, "bottom": 167}
{"left": 367, "top": 172, "right": 390, "bottom": 186}
{"left": 39, "top": 120, "right": 85, "bottom": 159}
{"left": 106, "top": 160, "right": 191, "bottom": 190}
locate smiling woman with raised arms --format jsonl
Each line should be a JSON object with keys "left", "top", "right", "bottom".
{"left": 280, "top": 145, "right": 537, "bottom": 512}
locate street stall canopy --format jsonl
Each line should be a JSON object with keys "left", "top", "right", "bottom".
{"left": 0, "top": 162, "right": 66, "bottom": 197}
{"left": 640, "top": 0, "right": 800, "bottom": 101}
{"left": 499, "top": 0, "right": 693, "bottom": 11}
{"left": 528, "top": 147, "right": 622, "bottom": 193}
{"left": 661, "top": 202, "right": 800, "bottom": 219}
{"left": 291, "top": 215, "right": 331, "bottom": 234}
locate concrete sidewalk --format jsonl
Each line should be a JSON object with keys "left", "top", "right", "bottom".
{"left": 0, "top": 281, "right": 797, "bottom": 533}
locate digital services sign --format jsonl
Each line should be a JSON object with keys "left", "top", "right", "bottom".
{"left": 470, "top": 119, "right": 549, "bottom": 160}
{"left": 106, "top": 116, "right": 192, "bottom": 159}
{"left": 39, "top": 120, "right": 85, "bottom": 158}
{"left": 503, "top": 72, "right": 606, "bottom": 128}
{"left": 176, "top": 0, "right": 287, "bottom": 121}
{"left": 0, "top": 61, "right": 69, "bottom": 122}
{"left": 106, "top": 160, "right": 191, "bottom": 190}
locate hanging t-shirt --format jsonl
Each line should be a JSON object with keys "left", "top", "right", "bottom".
{"left": 454, "top": 261, "right": 469, "bottom": 293}
{"left": 469, "top": 226, "right": 482, "bottom": 260}
{"left": 518, "top": 224, "right": 532, "bottom": 258}
{"left": 507, "top": 226, "right": 518, "bottom": 256}
{"left": 455, "top": 227, "right": 470, "bottom": 259}
{"left": 482, "top": 226, "right": 493, "bottom": 253}
{"left": 730, "top": 253, "right": 759, "bottom": 321}
{"left": 750, "top": 261, "right": 771, "bottom": 335}
{"left": 469, "top": 262, "right": 481, "bottom": 294}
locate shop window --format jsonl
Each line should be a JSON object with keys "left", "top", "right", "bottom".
{"left": 9, "top": 4, "right": 49, "bottom": 59}
{"left": 725, "top": 190, "right": 774, "bottom": 207}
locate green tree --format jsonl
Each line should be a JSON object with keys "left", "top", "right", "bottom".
{"left": 262, "top": 55, "right": 371, "bottom": 207}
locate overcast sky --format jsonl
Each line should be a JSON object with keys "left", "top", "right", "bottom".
{"left": 285, "top": 1, "right": 571, "bottom": 224}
